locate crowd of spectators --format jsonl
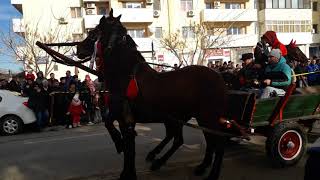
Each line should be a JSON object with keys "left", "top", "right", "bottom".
{"left": 0, "top": 70, "right": 106, "bottom": 131}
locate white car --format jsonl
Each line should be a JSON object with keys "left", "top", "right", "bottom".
{"left": 0, "top": 90, "right": 36, "bottom": 135}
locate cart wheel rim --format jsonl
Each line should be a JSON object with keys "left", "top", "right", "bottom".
{"left": 278, "top": 130, "right": 302, "bottom": 161}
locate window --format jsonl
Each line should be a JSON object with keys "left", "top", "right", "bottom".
{"left": 279, "top": 0, "right": 285, "bottom": 8}
{"left": 155, "top": 27, "right": 162, "bottom": 38}
{"left": 313, "top": 24, "right": 318, "bottom": 33}
{"left": 292, "top": 0, "right": 299, "bottom": 8}
{"left": 71, "top": 7, "right": 82, "bottom": 18}
{"left": 265, "top": 20, "right": 311, "bottom": 32}
{"left": 205, "top": 3, "right": 213, "bottom": 9}
{"left": 154, "top": 0, "right": 161, "bottom": 10}
{"left": 272, "top": 0, "right": 278, "bottom": 8}
{"left": 313, "top": 2, "right": 318, "bottom": 11}
{"left": 98, "top": 7, "right": 107, "bottom": 15}
{"left": 225, "top": 3, "right": 241, "bottom": 9}
{"left": 298, "top": 0, "right": 304, "bottom": 8}
{"left": 54, "top": 64, "right": 58, "bottom": 71}
{"left": 180, "top": 0, "right": 193, "bottom": 11}
{"left": 124, "top": 2, "right": 142, "bottom": 8}
{"left": 128, "top": 29, "right": 144, "bottom": 38}
{"left": 286, "top": 0, "right": 292, "bottom": 8}
{"left": 227, "top": 27, "right": 243, "bottom": 35}
{"left": 266, "top": 0, "right": 273, "bottom": 8}
{"left": 182, "top": 26, "right": 195, "bottom": 38}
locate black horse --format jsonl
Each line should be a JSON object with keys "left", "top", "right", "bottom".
{"left": 77, "top": 9, "right": 229, "bottom": 180}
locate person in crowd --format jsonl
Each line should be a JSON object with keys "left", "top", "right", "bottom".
{"left": 48, "top": 73, "right": 59, "bottom": 88}
{"left": 8, "top": 77, "right": 21, "bottom": 92}
{"left": 35, "top": 71, "right": 45, "bottom": 85}
{"left": 28, "top": 83, "right": 49, "bottom": 131}
{"left": 22, "top": 77, "right": 34, "bottom": 97}
{"left": 72, "top": 75, "right": 82, "bottom": 91}
{"left": 0, "top": 79, "right": 8, "bottom": 90}
{"left": 260, "top": 49, "right": 292, "bottom": 99}
{"left": 81, "top": 75, "right": 95, "bottom": 125}
{"left": 261, "top": 31, "right": 287, "bottom": 57}
{"left": 306, "top": 59, "right": 319, "bottom": 86}
{"left": 64, "top": 70, "right": 74, "bottom": 91}
{"left": 59, "top": 77, "right": 67, "bottom": 91}
{"left": 238, "top": 53, "right": 261, "bottom": 91}
{"left": 294, "top": 61, "right": 308, "bottom": 87}
{"left": 173, "top": 63, "right": 179, "bottom": 70}
{"left": 25, "top": 71, "right": 35, "bottom": 81}
{"left": 64, "top": 83, "right": 78, "bottom": 128}
{"left": 66, "top": 93, "right": 85, "bottom": 128}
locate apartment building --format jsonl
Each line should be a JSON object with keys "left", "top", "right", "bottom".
{"left": 11, "top": 0, "right": 320, "bottom": 79}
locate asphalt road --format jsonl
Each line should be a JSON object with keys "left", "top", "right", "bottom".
{"left": 0, "top": 122, "right": 308, "bottom": 180}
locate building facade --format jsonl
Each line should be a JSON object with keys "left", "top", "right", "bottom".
{"left": 11, "top": 0, "right": 320, "bottom": 79}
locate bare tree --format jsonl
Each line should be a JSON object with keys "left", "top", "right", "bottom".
{"left": 0, "top": 21, "right": 73, "bottom": 77}
{"left": 161, "top": 21, "right": 243, "bottom": 66}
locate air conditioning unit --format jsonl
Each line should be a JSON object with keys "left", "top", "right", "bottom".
{"left": 146, "top": 0, "right": 153, "bottom": 5}
{"left": 312, "top": 29, "right": 316, "bottom": 33}
{"left": 153, "top": 10, "right": 160, "bottom": 17}
{"left": 86, "top": 3, "right": 95, "bottom": 8}
{"left": 214, "top": 1, "right": 221, "bottom": 9}
{"left": 187, "top": 10, "right": 194, "bottom": 17}
{"left": 86, "top": 9, "right": 95, "bottom": 15}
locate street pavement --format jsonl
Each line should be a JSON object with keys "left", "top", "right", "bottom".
{"left": 0, "top": 122, "right": 310, "bottom": 180}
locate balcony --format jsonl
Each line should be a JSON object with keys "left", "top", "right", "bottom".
{"left": 113, "top": 8, "right": 153, "bottom": 23}
{"left": 201, "top": 9, "right": 258, "bottom": 22}
{"left": 132, "top": 38, "right": 153, "bottom": 52}
{"left": 276, "top": 32, "right": 313, "bottom": 45}
{"left": 84, "top": 15, "right": 103, "bottom": 29}
{"left": 208, "top": 34, "right": 258, "bottom": 48}
{"left": 11, "top": 0, "right": 23, "bottom": 13}
{"left": 12, "top": 18, "right": 25, "bottom": 34}
{"left": 70, "top": 18, "right": 84, "bottom": 34}
{"left": 259, "top": 9, "right": 311, "bottom": 21}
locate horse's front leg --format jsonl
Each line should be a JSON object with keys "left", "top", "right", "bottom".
{"left": 105, "top": 115, "right": 123, "bottom": 153}
{"left": 205, "top": 138, "right": 226, "bottom": 180}
{"left": 119, "top": 124, "right": 137, "bottom": 180}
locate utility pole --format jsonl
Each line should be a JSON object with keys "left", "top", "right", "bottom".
{"left": 167, "top": 0, "right": 171, "bottom": 34}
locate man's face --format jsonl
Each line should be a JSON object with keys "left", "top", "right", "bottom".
{"left": 268, "top": 56, "right": 279, "bottom": 64}
{"left": 243, "top": 58, "right": 253, "bottom": 66}
{"left": 66, "top": 71, "right": 71, "bottom": 77}
{"left": 50, "top": 74, "right": 55, "bottom": 79}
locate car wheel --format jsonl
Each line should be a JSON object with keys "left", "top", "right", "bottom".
{"left": 0, "top": 115, "right": 23, "bottom": 135}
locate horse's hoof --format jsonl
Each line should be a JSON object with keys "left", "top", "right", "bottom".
{"left": 115, "top": 141, "right": 124, "bottom": 154}
{"left": 150, "top": 159, "right": 163, "bottom": 171}
{"left": 120, "top": 172, "right": 137, "bottom": 180}
{"left": 146, "top": 153, "right": 156, "bottom": 162}
{"left": 194, "top": 164, "right": 207, "bottom": 176}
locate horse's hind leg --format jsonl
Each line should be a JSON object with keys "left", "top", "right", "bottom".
{"left": 146, "top": 121, "right": 174, "bottom": 161}
{"left": 150, "top": 123, "right": 184, "bottom": 171}
{"left": 194, "top": 132, "right": 214, "bottom": 176}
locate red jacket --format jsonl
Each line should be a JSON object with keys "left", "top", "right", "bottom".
{"left": 68, "top": 103, "right": 84, "bottom": 116}
{"left": 262, "top": 31, "right": 287, "bottom": 56}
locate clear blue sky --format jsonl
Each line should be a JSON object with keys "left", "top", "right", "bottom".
{"left": 0, "top": 0, "right": 23, "bottom": 73}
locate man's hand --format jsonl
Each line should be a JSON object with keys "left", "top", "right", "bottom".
{"left": 264, "top": 79, "right": 271, "bottom": 85}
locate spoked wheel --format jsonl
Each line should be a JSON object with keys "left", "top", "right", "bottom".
{"left": 266, "top": 122, "right": 307, "bottom": 167}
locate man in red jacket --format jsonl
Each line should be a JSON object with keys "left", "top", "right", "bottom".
{"left": 261, "top": 31, "right": 287, "bottom": 57}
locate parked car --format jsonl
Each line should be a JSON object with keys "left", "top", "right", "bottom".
{"left": 0, "top": 90, "right": 36, "bottom": 135}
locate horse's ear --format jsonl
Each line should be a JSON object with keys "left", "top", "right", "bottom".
{"left": 109, "top": 8, "right": 114, "bottom": 18}
{"left": 294, "top": 40, "right": 296, "bottom": 46}
{"left": 290, "top": 39, "right": 293, "bottom": 45}
{"left": 116, "top": 15, "right": 122, "bottom": 21}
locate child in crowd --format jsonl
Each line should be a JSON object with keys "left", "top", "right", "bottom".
{"left": 66, "top": 93, "right": 85, "bottom": 128}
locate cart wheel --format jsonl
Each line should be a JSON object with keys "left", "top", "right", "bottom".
{"left": 266, "top": 122, "right": 307, "bottom": 167}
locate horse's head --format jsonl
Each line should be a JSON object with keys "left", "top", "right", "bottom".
{"left": 286, "top": 39, "right": 308, "bottom": 64}
{"left": 76, "top": 8, "right": 126, "bottom": 59}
